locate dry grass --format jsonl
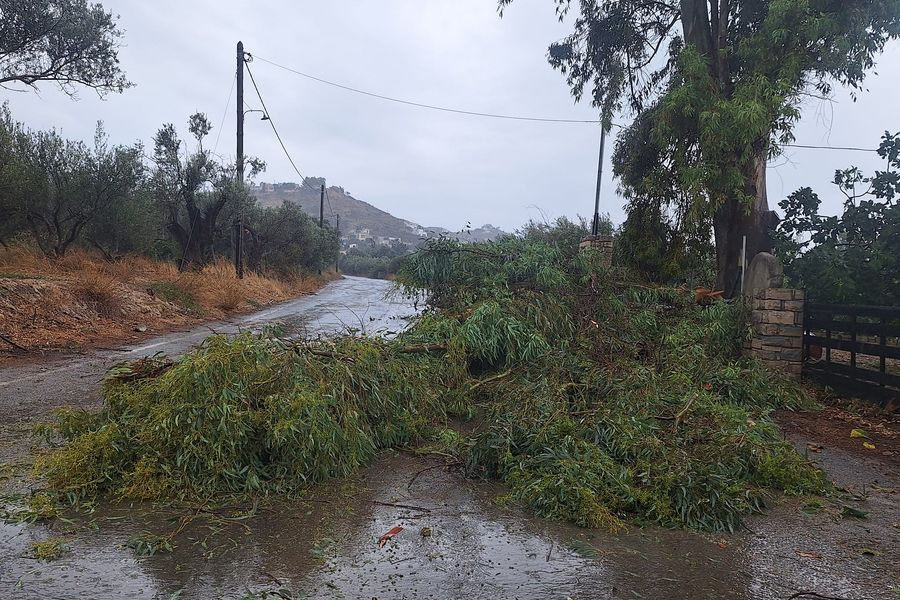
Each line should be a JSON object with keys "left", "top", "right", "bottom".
{"left": 0, "top": 245, "right": 332, "bottom": 355}
{"left": 72, "top": 270, "right": 123, "bottom": 318}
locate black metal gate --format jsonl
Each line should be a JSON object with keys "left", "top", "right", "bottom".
{"left": 803, "top": 302, "right": 900, "bottom": 405}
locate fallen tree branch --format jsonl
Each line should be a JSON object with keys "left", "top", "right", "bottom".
{"left": 109, "top": 358, "right": 174, "bottom": 382}
{"left": 397, "top": 343, "right": 448, "bottom": 353}
{"left": 673, "top": 395, "right": 696, "bottom": 428}
{"left": 407, "top": 459, "right": 463, "bottom": 490}
{"left": 0, "top": 332, "right": 27, "bottom": 353}
{"left": 650, "top": 395, "right": 697, "bottom": 425}
{"left": 294, "top": 342, "right": 447, "bottom": 362}
{"left": 308, "top": 349, "right": 355, "bottom": 362}
{"left": 291, "top": 345, "right": 355, "bottom": 363}
{"left": 468, "top": 369, "right": 513, "bottom": 392}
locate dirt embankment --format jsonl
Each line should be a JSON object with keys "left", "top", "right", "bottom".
{"left": 0, "top": 246, "right": 335, "bottom": 359}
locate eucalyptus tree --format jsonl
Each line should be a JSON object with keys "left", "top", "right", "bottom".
{"left": 0, "top": 0, "right": 130, "bottom": 96}
{"left": 500, "top": 0, "right": 900, "bottom": 293}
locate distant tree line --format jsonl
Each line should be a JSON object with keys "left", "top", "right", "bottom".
{"left": 0, "top": 104, "right": 338, "bottom": 276}
{"left": 340, "top": 241, "right": 411, "bottom": 279}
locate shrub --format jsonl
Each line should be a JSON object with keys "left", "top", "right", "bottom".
{"left": 72, "top": 270, "right": 121, "bottom": 317}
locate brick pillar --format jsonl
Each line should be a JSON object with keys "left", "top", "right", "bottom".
{"left": 749, "top": 288, "right": 805, "bottom": 377}
{"left": 578, "top": 235, "right": 614, "bottom": 266}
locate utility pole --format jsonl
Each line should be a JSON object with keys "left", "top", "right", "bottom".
{"left": 335, "top": 214, "right": 340, "bottom": 273}
{"left": 319, "top": 183, "right": 325, "bottom": 228}
{"left": 591, "top": 124, "right": 607, "bottom": 236}
{"left": 234, "top": 40, "right": 245, "bottom": 279}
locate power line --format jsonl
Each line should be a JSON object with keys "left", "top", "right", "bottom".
{"left": 212, "top": 73, "right": 236, "bottom": 155}
{"left": 250, "top": 53, "right": 881, "bottom": 155}
{"left": 251, "top": 53, "right": 603, "bottom": 124}
{"left": 782, "top": 143, "right": 877, "bottom": 153}
{"left": 244, "top": 58, "right": 322, "bottom": 195}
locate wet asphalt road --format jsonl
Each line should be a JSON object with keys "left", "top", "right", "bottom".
{"left": 0, "top": 276, "right": 414, "bottom": 439}
{"left": 1, "top": 276, "right": 898, "bottom": 599}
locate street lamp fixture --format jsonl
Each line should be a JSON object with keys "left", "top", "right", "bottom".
{"left": 244, "top": 109, "right": 269, "bottom": 120}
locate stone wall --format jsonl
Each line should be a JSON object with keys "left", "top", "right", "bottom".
{"left": 748, "top": 288, "right": 805, "bottom": 377}
{"left": 578, "top": 235, "right": 614, "bottom": 265}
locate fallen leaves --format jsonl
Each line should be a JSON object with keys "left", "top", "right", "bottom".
{"left": 378, "top": 526, "right": 404, "bottom": 548}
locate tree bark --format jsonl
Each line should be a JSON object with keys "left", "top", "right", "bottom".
{"left": 680, "top": 0, "right": 713, "bottom": 57}
{"left": 713, "top": 143, "right": 775, "bottom": 296}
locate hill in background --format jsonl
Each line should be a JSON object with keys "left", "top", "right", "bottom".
{"left": 251, "top": 180, "right": 505, "bottom": 247}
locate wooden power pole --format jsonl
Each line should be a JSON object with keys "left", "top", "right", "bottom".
{"left": 319, "top": 183, "right": 325, "bottom": 228}
{"left": 335, "top": 214, "right": 340, "bottom": 273}
{"left": 591, "top": 124, "right": 606, "bottom": 237}
{"left": 234, "top": 40, "right": 245, "bottom": 279}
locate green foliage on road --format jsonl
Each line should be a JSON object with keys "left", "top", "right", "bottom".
{"left": 35, "top": 234, "right": 826, "bottom": 532}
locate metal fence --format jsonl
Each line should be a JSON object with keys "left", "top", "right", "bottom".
{"left": 803, "top": 302, "right": 900, "bottom": 405}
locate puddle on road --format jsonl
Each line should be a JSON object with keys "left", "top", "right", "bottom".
{"left": 2, "top": 452, "right": 757, "bottom": 600}
{"left": 1, "top": 447, "right": 896, "bottom": 599}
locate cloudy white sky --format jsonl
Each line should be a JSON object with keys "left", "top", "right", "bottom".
{"left": 4, "top": 1, "right": 898, "bottom": 231}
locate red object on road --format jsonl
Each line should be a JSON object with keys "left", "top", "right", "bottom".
{"left": 378, "top": 526, "right": 404, "bottom": 548}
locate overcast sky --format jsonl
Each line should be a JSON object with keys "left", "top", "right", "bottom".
{"left": 4, "top": 1, "right": 898, "bottom": 231}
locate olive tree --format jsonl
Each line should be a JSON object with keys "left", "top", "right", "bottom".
{"left": 16, "top": 121, "right": 142, "bottom": 257}
{"left": 150, "top": 113, "right": 262, "bottom": 268}
{"left": 0, "top": 0, "right": 130, "bottom": 96}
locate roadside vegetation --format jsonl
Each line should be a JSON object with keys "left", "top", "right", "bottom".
{"left": 0, "top": 246, "right": 328, "bottom": 354}
{"left": 0, "top": 85, "right": 339, "bottom": 356}
{"left": 774, "top": 132, "right": 900, "bottom": 306}
{"left": 0, "top": 105, "right": 338, "bottom": 272}
{"left": 34, "top": 231, "right": 826, "bottom": 534}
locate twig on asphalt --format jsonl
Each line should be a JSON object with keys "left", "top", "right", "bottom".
{"left": 407, "top": 460, "right": 462, "bottom": 490}
{"left": 787, "top": 592, "right": 857, "bottom": 600}
{"left": 372, "top": 500, "right": 433, "bottom": 512}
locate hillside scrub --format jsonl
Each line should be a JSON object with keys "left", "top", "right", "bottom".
{"left": 0, "top": 246, "right": 330, "bottom": 355}
{"left": 33, "top": 236, "right": 826, "bottom": 532}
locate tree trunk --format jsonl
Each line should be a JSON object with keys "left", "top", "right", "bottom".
{"left": 713, "top": 144, "right": 774, "bottom": 296}
{"left": 680, "top": 0, "right": 713, "bottom": 57}
{"left": 680, "top": 0, "right": 776, "bottom": 295}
